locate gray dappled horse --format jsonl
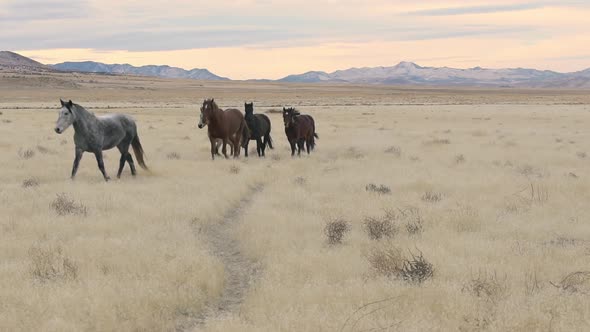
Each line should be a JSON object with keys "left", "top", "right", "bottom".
{"left": 54, "top": 100, "right": 148, "bottom": 181}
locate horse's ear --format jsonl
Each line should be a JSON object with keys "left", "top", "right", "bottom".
{"left": 283, "top": 107, "right": 286, "bottom": 111}
{"left": 60, "top": 99, "right": 66, "bottom": 107}
{"left": 211, "top": 98, "right": 214, "bottom": 102}
{"left": 67, "top": 100, "right": 73, "bottom": 108}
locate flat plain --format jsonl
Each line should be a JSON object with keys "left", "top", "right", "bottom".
{"left": 1, "top": 70, "right": 590, "bottom": 331}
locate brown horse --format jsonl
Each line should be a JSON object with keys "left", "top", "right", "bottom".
{"left": 198, "top": 98, "right": 248, "bottom": 159}
{"left": 283, "top": 107, "right": 319, "bottom": 156}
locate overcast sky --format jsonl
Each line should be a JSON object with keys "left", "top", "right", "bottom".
{"left": 3, "top": 0, "right": 590, "bottom": 79}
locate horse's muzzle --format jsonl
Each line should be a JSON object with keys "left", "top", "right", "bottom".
{"left": 55, "top": 127, "right": 62, "bottom": 134}
{"left": 198, "top": 124, "right": 204, "bottom": 129}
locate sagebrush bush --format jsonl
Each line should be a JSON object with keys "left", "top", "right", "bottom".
{"left": 422, "top": 191, "right": 442, "bottom": 203}
{"left": 50, "top": 193, "right": 88, "bottom": 216}
{"left": 167, "top": 152, "right": 181, "bottom": 160}
{"left": 363, "top": 216, "right": 396, "bottom": 240}
{"left": 18, "top": 148, "right": 35, "bottom": 159}
{"left": 29, "top": 244, "right": 78, "bottom": 282}
{"left": 366, "top": 183, "right": 391, "bottom": 195}
{"left": 384, "top": 146, "right": 402, "bottom": 157}
{"left": 22, "top": 177, "right": 40, "bottom": 188}
{"left": 229, "top": 165, "right": 240, "bottom": 174}
{"left": 324, "top": 219, "right": 350, "bottom": 245}
{"left": 368, "top": 247, "right": 434, "bottom": 284}
{"left": 462, "top": 272, "right": 507, "bottom": 303}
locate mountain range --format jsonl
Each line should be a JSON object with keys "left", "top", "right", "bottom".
{"left": 51, "top": 61, "right": 229, "bottom": 81}
{"left": 1, "top": 51, "right": 589, "bottom": 88}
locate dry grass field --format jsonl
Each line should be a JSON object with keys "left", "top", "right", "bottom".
{"left": 1, "top": 71, "right": 590, "bottom": 331}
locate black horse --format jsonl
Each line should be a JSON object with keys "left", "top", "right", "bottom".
{"left": 242, "top": 103, "right": 273, "bottom": 157}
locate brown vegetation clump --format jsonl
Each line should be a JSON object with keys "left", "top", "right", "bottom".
{"left": 324, "top": 218, "right": 350, "bottom": 245}
{"left": 551, "top": 271, "right": 590, "bottom": 294}
{"left": 167, "top": 152, "right": 181, "bottom": 160}
{"left": 50, "top": 193, "right": 88, "bottom": 216}
{"left": 366, "top": 183, "right": 391, "bottom": 195}
{"left": 18, "top": 148, "right": 35, "bottom": 159}
{"left": 29, "top": 244, "right": 78, "bottom": 282}
{"left": 384, "top": 145, "right": 402, "bottom": 157}
{"left": 22, "top": 177, "right": 39, "bottom": 188}
{"left": 422, "top": 191, "right": 443, "bottom": 203}
{"left": 229, "top": 165, "right": 240, "bottom": 174}
{"left": 462, "top": 272, "right": 507, "bottom": 303}
{"left": 368, "top": 247, "right": 434, "bottom": 283}
{"left": 363, "top": 215, "right": 397, "bottom": 240}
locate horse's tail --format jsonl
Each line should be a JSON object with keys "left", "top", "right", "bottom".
{"left": 131, "top": 135, "right": 149, "bottom": 170}
{"left": 314, "top": 132, "right": 319, "bottom": 139}
{"left": 240, "top": 119, "right": 250, "bottom": 148}
{"left": 266, "top": 134, "right": 274, "bottom": 149}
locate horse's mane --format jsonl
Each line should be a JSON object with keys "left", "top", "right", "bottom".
{"left": 204, "top": 98, "right": 220, "bottom": 111}
{"left": 285, "top": 107, "right": 300, "bottom": 116}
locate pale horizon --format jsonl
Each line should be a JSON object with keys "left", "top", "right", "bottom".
{"left": 4, "top": 0, "right": 590, "bottom": 79}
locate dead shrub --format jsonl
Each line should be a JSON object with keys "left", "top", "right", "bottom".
{"left": 455, "top": 154, "right": 466, "bottom": 164}
{"left": 294, "top": 176, "right": 306, "bottom": 185}
{"left": 399, "top": 207, "right": 424, "bottom": 235}
{"left": 229, "top": 165, "right": 240, "bottom": 174}
{"left": 22, "top": 177, "right": 40, "bottom": 188}
{"left": 2, "top": 119, "right": 11, "bottom": 123}
{"left": 384, "top": 146, "right": 402, "bottom": 157}
{"left": 367, "top": 247, "right": 404, "bottom": 278}
{"left": 324, "top": 218, "right": 350, "bottom": 245}
{"left": 50, "top": 193, "right": 88, "bottom": 216}
{"left": 167, "top": 152, "right": 181, "bottom": 160}
{"left": 524, "top": 271, "right": 542, "bottom": 296}
{"left": 36, "top": 145, "right": 55, "bottom": 154}
{"left": 551, "top": 271, "right": 590, "bottom": 294}
{"left": 368, "top": 247, "right": 433, "bottom": 283}
{"left": 577, "top": 151, "right": 587, "bottom": 159}
{"left": 18, "top": 148, "right": 35, "bottom": 159}
{"left": 29, "top": 244, "right": 78, "bottom": 282}
{"left": 363, "top": 216, "right": 396, "bottom": 240}
{"left": 365, "top": 183, "right": 391, "bottom": 195}
{"left": 424, "top": 138, "right": 450, "bottom": 146}
{"left": 450, "top": 204, "right": 480, "bottom": 232}
{"left": 462, "top": 271, "right": 507, "bottom": 303}
{"left": 421, "top": 191, "right": 442, "bottom": 203}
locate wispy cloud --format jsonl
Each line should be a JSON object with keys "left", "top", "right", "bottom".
{"left": 409, "top": 3, "right": 544, "bottom": 16}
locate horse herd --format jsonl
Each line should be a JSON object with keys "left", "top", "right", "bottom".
{"left": 53, "top": 98, "right": 319, "bottom": 181}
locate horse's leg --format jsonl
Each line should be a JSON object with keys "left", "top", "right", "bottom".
{"left": 126, "top": 153, "right": 137, "bottom": 176}
{"left": 209, "top": 136, "right": 216, "bottom": 160}
{"left": 290, "top": 140, "right": 296, "bottom": 156}
{"left": 222, "top": 138, "right": 229, "bottom": 159}
{"left": 243, "top": 140, "right": 249, "bottom": 158}
{"left": 116, "top": 143, "right": 130, "bottom": 178}
{"left": 306, "top": 136, "right": 311, "bottom": 154}
{"left": 297, "top": 139, "right": 304, "bottom": 156}
{"left": 71, "top": 148, "right": 84, "bottom": 179}
{"left": 256, "top": 137, "right": 263, "bottom": 157}
{"left": 94, "top": 150, "right": 110, "bottom": 181}
{"left": 261, "top": 136, "right": 266, "bottom": 157}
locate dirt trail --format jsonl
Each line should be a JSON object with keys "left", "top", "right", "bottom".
{"left": 181, "top": 183, "right": 264, "bottom": 331}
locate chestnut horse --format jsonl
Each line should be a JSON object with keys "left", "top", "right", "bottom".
{"left": 282, "top": 107, "right": 319, "bottom": 156}
{"left": 198, "top": 98, "right": 248, "bottom": 159}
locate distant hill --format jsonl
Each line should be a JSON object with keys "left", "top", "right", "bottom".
{"left": 2, "top": 51, "right": 589, "bottom": 87}
{"left": 279, "top": 61, "right": 590, "bottom": 88}
{"left": 0, "top": 51, "right": 51, "bottom": 71}
{"left": 52, "top": 61, "right": 229, "bottom": 81}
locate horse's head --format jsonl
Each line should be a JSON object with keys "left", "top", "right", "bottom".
{"left": 55, "top": 99, "right": 76, "bottom": 134}
{"left": 244, "top": 102, "right": 254, "bottom": 117}
{"left": 282, "top": 107, "right": 299, "bottom": 128}
{"left": 198, "top": 98, "right": 216, "bottom": 129}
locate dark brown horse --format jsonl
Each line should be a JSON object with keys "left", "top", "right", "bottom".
{"left": 198, "top": 98, "right": 248, "bottom": 159}
{"left": 282, "top": 107, "right": 319, "bottom": 156}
